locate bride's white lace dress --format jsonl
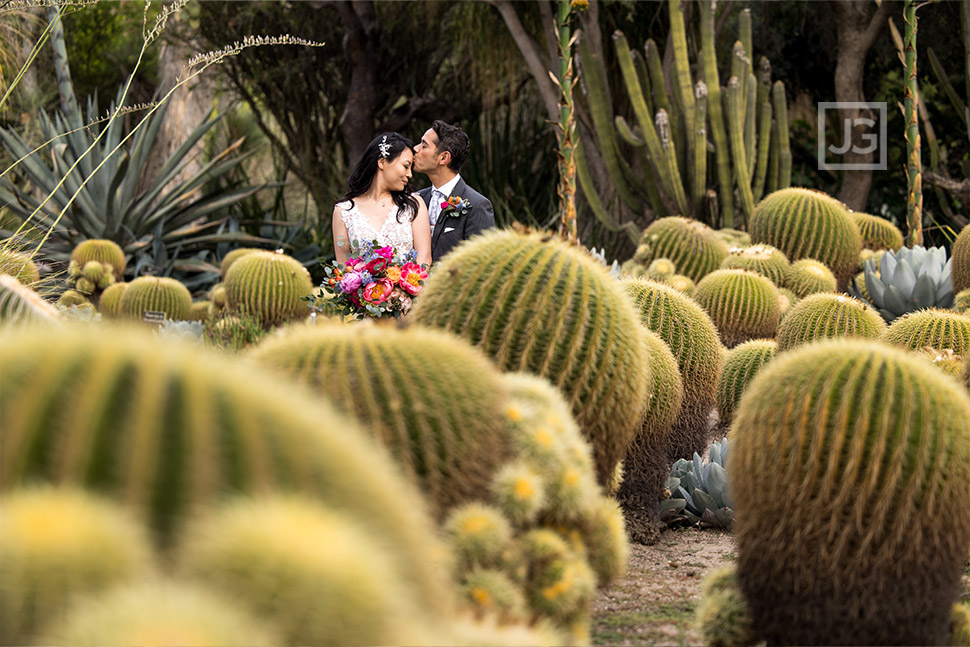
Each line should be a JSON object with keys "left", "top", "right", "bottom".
{"left": 338, "top": 200, "right": 413, "bottom": 254}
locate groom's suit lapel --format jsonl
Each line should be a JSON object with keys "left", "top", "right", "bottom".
{"left": 431, "top": 178, "right": 468, "bottom": 250}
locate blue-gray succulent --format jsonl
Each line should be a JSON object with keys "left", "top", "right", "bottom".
{"left": 852, "top": 245, "right": 954, "bottom": 323}
{"left": 661, "top": 437, "right": 734, "bottom": 529}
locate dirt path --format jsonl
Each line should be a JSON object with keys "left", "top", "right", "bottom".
{"left": 591, "top": 528, "right": 735, "bottom": 646}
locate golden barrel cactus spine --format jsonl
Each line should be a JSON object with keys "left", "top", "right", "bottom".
{"left": 224, "top": 251, "right": 313, "bottom": 328}
{"left": 950, "top": 224, "right": 970, "bottom": 294}
{"left": 119, "top": 276, "right": 191, "bottom": 321}
{"left": 97, "top": 282, "right": 127, "bottom": 319}
{"left": 730, "top": 339, "right": 970, "bottom": 645}
{"left": 786, "top": 258, "right": 837, "bottom": 298}
{"left": 716, "top": 339, "right": 776, "bottom": 424}
{"left": 0, "top": 274, "right": 59, "bottom": 326}
{"left": 636, "top": 217, "right": 728, "bottom": 282}
{"left": 0, "top": 248, "right": 40, "bottom": 286}
{"left": 850, "top": 211, "right": 904, "bottom": 251}
{"left": 718, "top": 243, "right": 790, "bottom": 286}
{"left": 70, "top": 239, "right": 126, "bottom": 280}
{"left": 694, "top": 269, "right": 781, "bottom": 348}
{"left": 775, "top": 293, "right": 886, "bottom": 352}
{"left": 880, "top": 308, "right": 970, "bottom": 355}
{"left": 219, "top": 247, "right": 263, "bottom": 278}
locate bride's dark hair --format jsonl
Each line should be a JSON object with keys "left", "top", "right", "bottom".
{"left": 340, "top": 132, "right": 419, "bottom": 222}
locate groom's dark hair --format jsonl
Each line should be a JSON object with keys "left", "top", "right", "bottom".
{"left": 432, "top": 120, "right": 469, "bottom": 172}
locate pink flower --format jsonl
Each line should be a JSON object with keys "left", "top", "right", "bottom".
{"left": 365, "top": 257, "right": 389, "bottom": 275}
{"left": 362, "top": 278, "right": 394, "bottom": 303}
{"left": 398, "top": 262, "right": 428, "bottom": 296}
{"left": 339, "top": 272, "right": 363, "bottom": 293}
{"left": 375, "top": 246, "right": 394, "bottom": 260}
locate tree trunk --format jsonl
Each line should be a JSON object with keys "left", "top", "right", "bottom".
{"left": 338, "top": 0, "right": 381, "bottom": 166}
{"left": 831, "top": 0, "right": 892, "bottom": 211}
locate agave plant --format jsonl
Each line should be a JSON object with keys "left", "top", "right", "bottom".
{"left": 0, "top": 87, "right": 270, "bottom": 281}
{"left": 661, "top": 437, "right": 734, "bottom": 529}
{"left": 851, "top": 245, "right": 954, "bottom": 323}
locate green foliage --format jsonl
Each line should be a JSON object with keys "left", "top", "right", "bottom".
{"left": 776, "top": 293, "right": 886, "bottom": 351}
{"left": 0, "top": 274, "right": 59, "bottom": 326}
{"left": 786, "top": 258, "right": 837, "bottom": 298}
{"left": 412, "top": 229, "right": 652, "bottom": 486}
{"left": 880, "top": 308, "right": 970, "bottom": 355}
{"left": 953, "top": 225, "right": 970, "bottom": 294}
{"left": 42, "top": 579, "right": 281, "bottom": 647}
{"left": 0, "top": 325, "right": 456, "bottom": 614}
{"left": 719, "top": 244, "right": 790, "bottom": 286}
{"left": 696, "top": 564, "right": 759, "bottom": 647}
{"left": 857, "top": 245, "right": 955, "bottom": 322}
{"left": 851, "top": 211, "right": 904, "bottom": 252}
{"left": 0, "top": 248, "right": 40, "bottom": 285}
{"left": 223, "top": 250, "right": 312, "bottom": 329}
{"left": 662, "top": 437, "right": 734, "bottom": 529}
{"left": 119, "top": 276, "right": 191, "bottom": 322}
{"left": 179, "top": 495, "right": 433, "bottom": 646}
{"left": 249, "top": 323, "right": 511, "bottom": 516}
{"left": 0, "top": 487, "right": 155, "bottom": 645}
{"left": 694, "top": 269, "right": 781, "bottom": 348}
{"left": 750, "top": 188, "right": 861, "bottom": 289}
{"left": 730, "top": 339, "right": 970, "bottom": 645}
{"left": 635, "top": 217, "right": 728, "bottom": 283}
{"left": 716, "top": 339, "right": 777, "bottom": 424}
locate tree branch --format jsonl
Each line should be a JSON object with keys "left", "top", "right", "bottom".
{"left": 862, "top": 0, "right": 893, "bottom": 52}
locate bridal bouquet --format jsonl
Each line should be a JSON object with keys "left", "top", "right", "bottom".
{"left": 307, "top": 240, "right": 428, "bottom": 319}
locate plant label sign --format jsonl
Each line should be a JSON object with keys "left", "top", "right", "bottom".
{"left": 142, "top": 310, "right": 166, "bottom": 325}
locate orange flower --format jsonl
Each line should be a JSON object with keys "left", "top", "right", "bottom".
{"left": 385, "top": 266, "right": 402, "bottom": 283}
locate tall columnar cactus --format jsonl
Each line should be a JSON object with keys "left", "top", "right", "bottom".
{"left": 179, "top": 495, "right": 434, "bottom": 646}
{"left": 730, "top": 339, "right": 970, "bottom": 645}
{"left": 786, "top": 258, "right": 837, "bottom": 298}
{"left": 635, "top": 217, "right": 728, "bottom": 282}
{"left": 411, "top": 230, "right": 652, "bottom": 485}
{"left": 904, "top": 0, "right": 923, "bottom": 246}
{"left": 0, "top": 248, "right": 40, "bottom": 285}
{"left": 880, "top": 308, "right": 970, "bottom": 355}
{"left": 851, "top": 212, "right": 904, "bottom": 251}
{"left": 224, "top": 250, "right": 313, "bottom": 328}
{"left": 716, "top": 339, "right": 776, "bottom": 424}
{"left": 0, "top": 326, "right": 454, "bottom": 614}
{"left": 622, "top": 278, "right": 723, "bottom": 460}
{"left": 119, "top": 276, "right": 191, "bottom": 321}
{"left": 694, "top": 269, "right": 780, "bottom": 348}
{"left": 775, "top": 293, "right": 886, "bottom": 352}
{"left": 70, "top": 239, "right": 126, "bottom": 280}
{"left": 0, "top": 274, "right": 60, "bottom": 326}
{"left": 1, "top": 487, "right": 155, "bottom": 645}
{"left": 248, "top": 324, "right": 511, "bottom": 516}
{"left": 952, "top": 225, "right": 970, "bottom": 294}
{"left": 750, "top": 188, "right": 862, "bottom": 289}
{"left": 719, "top": 244, "right": 789, "bottom": 286}
{"left": 42, "top": 580, "right": 282, "bottom": 647}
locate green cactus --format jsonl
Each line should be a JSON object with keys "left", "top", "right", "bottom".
{"left": 777, "top": 286, "right": 798, "bottom": 317}
{"left": 219, "top": 247, "right": 263, "bottom": 279}
{"left": 412, "top": 230, "right": 652, "bottom": 486}
{"left": 750, "top": 188, "right": 862, "bottom": 289}
{"left": 694, "top": 269, "right": 781, "bottom": 348}
{"left": 0, "top": 487, "right": 155, "bottom": 645}
{"left": 249, "top": 323, "right": 511, "bottom": 516}
{"left": 636, "top": 217, "right": 728, "bottom": 283}
{"left": 667, "top": 273, "right": 695, "bottom": 295}
{"left": 646, "top": 257, "right": 676, "bottom": 282}
{"left": 518, "top": 529, "right": 596, "bottom": 621}
{"left": 953, "top": 602, "right": 970, "bottom": 647}
{"left": 119, "top": 276, "right": 192, "bottom": 321}
{"left": 97, "top": 281, "right": 127, "bottom": 318}
{"left": 851, "top": 212, "right": 904, "bottom": 251}
{"left": 917, "top": 347, "right": 963, "bottom": 379}
{"left": 955, "top": 288, "right": 970, "bottom": 315}
{"left": 188, "top": 301, "right": 211, "bottom": 321}
{"left": 696, "top": 564, "right": 759, "bottom": 647}
{"left": 0, "top": 325, "right": 455, "bottom": 614}
{"left": 622, "top": 278, "right": 723, "bottom": 460}
{"left": 179, "top": 495, "right": 434, "bottom": 646}
{"left": 569, "top": 495, "right": 629, "bottom": 587}
{"left": 715, "top": 228, "right": 751, "bottom": 248}
{"left": 224, "top": 250, "right": 313, "bottom": 328}
{"left": 716, "top": 339, "right": 776, "bottom": 423}
{"left": 445, "top": 502, "right": 515, "bottom": 571}
{"left": 42, "top": 579, "right": 282, "bottom": 647}
{"left": 490, "top": 461, "right": 547, "bottom": 526}
{"left": 0, "top": 248, "right": 40, "bottom": 285}
{"left": 786, "top": 258, "right": 837, "bottom": 298}
{"left": 880, "top": 308, "right": 970, "bottom": 355}
{"left": 775, "top": 293, "right": 886, "bottom": 352}
{"left": 70, "top": 239, "right": 126, "bottom": 280}
{"left": 719, "top": 244, "right": 790, "bottom": 286}
{"left": 730, "top": 339, "right": 970, "bottom": 645}
{"left": 0, "top": 275, "right": 60, "bottom": 326}
{"left": 460, "top": 568, "right": 528, "bottom": 624}
{"left": 963, "top": 353, "right": 970, "bottom": 392}
{"left": 952, "top": 225, "right": 970, "bottom": 294}
{"left": 56, "top": 289, "right": 90, "bottom": 307}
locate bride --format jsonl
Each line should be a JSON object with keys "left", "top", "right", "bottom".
{"left": 332, "top": 132, "right": 432, "bottom": 267}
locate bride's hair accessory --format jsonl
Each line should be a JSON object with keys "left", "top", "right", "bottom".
{"left": 378, "top": 135, "right": 392, "bottom": 159}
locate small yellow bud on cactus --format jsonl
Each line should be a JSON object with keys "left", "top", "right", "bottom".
{"left": 445, "top": 503, "right": 514, "bottom": 569}
{"left": 491, "top": 462, "right": 546, "bottom": 524}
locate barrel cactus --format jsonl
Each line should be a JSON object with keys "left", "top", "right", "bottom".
{"left": 696, "top": 564, "right": 759, "bottom": 647}
{"left": 623, "top": 278, "right": 723, "bottom": 461}
{"left": 1, "top": 487, "right": 154, "bottom": 645}
{"left": 667, "top": 273, "right": 695, "bottom": 296}
{"left": 694, "top": 269, "right": 781, "bottom": 348}
{"left": 777, "top": 287, "right": 798, "bottom": 317}
{"left": 719, "top": 244, "right": 790, "bottom": 286}
{"left": 70, "top": 239, "right": 125, "bottom": 280}
{"left": 188, "top": 301, "right": 211, "bottom": 321}
{"left": 716, "top": 339, "right": 777, "bottom": 423}
{"left": 951, "top": 224, "right": 970, "bottom": 294}
{"left": 858, "top": 245, "right": 955, "bottom": 322}
{"left": 0, "top": 248, "right": 40, "bottom": 285}
{"left": 248, "top": 323, "right": 511, "bottom": 516}
{"left": 636, "top": 217, "right": 728, "bottom": 282}
{"left": 0, "top": 274, "right": 59, "bottom": 326}
{"left": 411, "top": 230, "right": 652, "bottom": 485}
{"left": 0, "top": 325, "right": 454, "bottom": 614}
{"left": 646, "top": 257, "right": 676, "bottom": 282}
{"left": 880, "top": 308, "right": 970, "bottom": 355}
{"left": 56, "top": 289, "right": 90, "bottom": 307}
{"left": 730, "top": 339, "right": 970, "bottom": 645}
{"left": 220, "top": 247, "right": 263, "bottom": 278}
{"left": 97, "top": 282, "right": 127, "bottom": 318}
{"left": 224, "top": 250, "right": 313, "bottom": 328}
{"left": 775, "top": 293, "right": 886, "bottom": 352}
{"left": 715, "top": 228, "right": 751, "bottom": 248}
{"left": 751, "top": 188, "right": 861, "bottom": 289}
{"left": 786, "top": 258, "right": 837, "bottom": 298}
{"left": 850, "top": 211, "right": 904, "bottom": 251}
{"left": 955, "top": 288, "right": 970, "bottom": 315}
{"left": 119, "top": 276, "right": 191, "bottom": 321}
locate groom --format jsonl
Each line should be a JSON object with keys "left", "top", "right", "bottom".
{"left": 413, "top": 120, "right": 494, "bottom": 262}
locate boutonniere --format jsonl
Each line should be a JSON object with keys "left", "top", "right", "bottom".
{"left": 440, "top": 196, "right": 471, "bottom": 218}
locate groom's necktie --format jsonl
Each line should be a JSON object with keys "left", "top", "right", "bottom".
{"left": 429, "top": 189, "right": 445, "bottom": 230}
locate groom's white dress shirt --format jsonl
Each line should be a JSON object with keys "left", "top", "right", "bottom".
{"left": 428, "top": 174, "right": 462, "bottom": 231}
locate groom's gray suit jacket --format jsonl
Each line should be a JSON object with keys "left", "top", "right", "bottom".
{"left": 418, "top": 178, "right": 495, "bottom": 262}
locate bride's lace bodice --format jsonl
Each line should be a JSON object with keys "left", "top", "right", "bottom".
{"left": 338, "top": 200, "right": 414, "bottom": 254}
